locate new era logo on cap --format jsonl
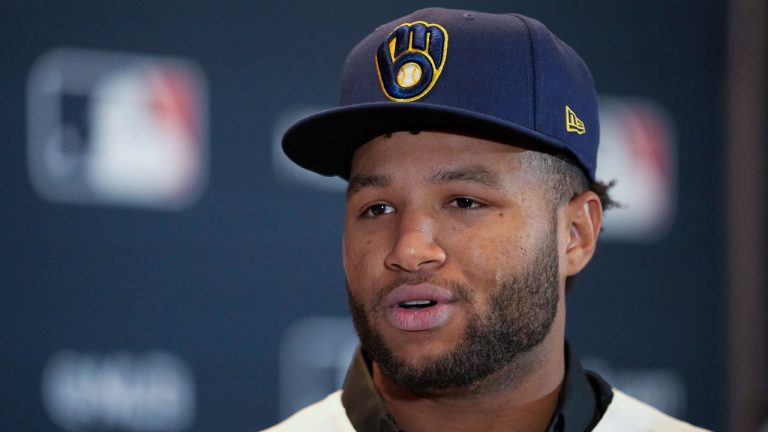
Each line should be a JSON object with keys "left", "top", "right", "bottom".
{"left": 566, "top": 105, "right": 586, "bottom": 135}
{"left": 376, "top": 21, "right": 448, "bottom": 102}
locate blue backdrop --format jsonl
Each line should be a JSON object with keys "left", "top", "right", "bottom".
{"left": 0, "top": 1, "right": 726, "bottom": 430}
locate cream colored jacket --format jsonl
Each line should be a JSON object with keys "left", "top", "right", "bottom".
{"left": 263, "top": 389, "right": 710, "bottom": 432}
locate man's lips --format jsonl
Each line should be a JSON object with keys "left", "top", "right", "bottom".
{"left": 385, "top": 284, "right": 457, "bottom": 331}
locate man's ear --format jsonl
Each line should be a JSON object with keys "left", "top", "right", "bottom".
{"left": 563, "top": 191, "right": 603, "bottom": 277}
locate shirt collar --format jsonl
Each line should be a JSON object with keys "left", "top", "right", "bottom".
{"left": 341, "top": 349, "right": 400, "bottom": 431}
{"left": 340, "top": 341, "right": 613, "bottom": 432}
{"left": 549, "top": 342, "right": 614, "bottom": 431}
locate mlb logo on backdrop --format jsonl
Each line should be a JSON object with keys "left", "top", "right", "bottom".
{"left": 27, "top": 48, "right": 208, "bottom": 210}
{"left": 597, "top": 97, "right": 676, "bottom": 241}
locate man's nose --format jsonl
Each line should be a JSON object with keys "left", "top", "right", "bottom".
{"left": 384, "top": 210, "right": 447, "bottom": 273}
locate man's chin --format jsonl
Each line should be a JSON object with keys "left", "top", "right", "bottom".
{"left": 375, "top": 352, "right": 494, "bottom": 395}
{"left": 381, "top": 341, "right": 455, "bottom": 366}
{"left": 382, "top": 350, "right": 446, "bottom": 373}
{"left": 375, "top": 325, "right": 466, "bottom": 361}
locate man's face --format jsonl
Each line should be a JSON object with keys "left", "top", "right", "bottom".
{"left": 343, "top": 131, "right": 565, "bottom": 393}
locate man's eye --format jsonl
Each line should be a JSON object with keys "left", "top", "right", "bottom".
{"left": 363, "top": 203, "right": 395, "bottom": 217}
{"left": 451, "top": 197, "right": 483, "bottom": 209}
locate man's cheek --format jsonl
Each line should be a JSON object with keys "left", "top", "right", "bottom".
{"left": 457, "top": 236, "right": 507, "bottom": 273}
{"left": 349, "top": 232, "right": 386, "bottom": 264}
{"left": 345, "top": 251, "right": 376, "bottom": 288}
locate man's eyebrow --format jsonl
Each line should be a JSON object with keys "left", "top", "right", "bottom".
{"left": 427, "top": 165, "right": 502, "bottom": 188}
{"left": 347, "top": 173, "right": 392, "bottom": 198}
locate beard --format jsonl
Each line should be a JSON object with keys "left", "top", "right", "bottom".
{"left": 347, "top": 222, "right": 560, "bottom": 395}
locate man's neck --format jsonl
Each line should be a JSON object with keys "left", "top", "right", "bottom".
{"left": 372, "top": 338, "right": 565, "bottom": 432}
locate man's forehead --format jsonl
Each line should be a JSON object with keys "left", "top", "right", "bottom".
{"left": 347, "top": 164, "right": 504, "bottom": 194}
{"left": 348, "top": 130, "right": 528, "bottom": 173}
{"left": 345, "top": 135, "right": 546, "bottom": 199}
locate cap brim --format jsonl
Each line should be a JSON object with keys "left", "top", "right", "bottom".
{"left": 282, "top": 102, "right": 572, "bottom": 180}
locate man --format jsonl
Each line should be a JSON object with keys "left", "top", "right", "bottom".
{"left": 269, "top": 8, "right": 707, "bottom": 432}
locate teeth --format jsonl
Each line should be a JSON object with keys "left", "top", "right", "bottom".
{"left": 399, "top": 300, "right": 436, "bottom": 309}
{"left": 403, "top": 300, "right": 431, "bottom": 306}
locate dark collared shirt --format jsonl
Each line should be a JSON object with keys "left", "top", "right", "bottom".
{"left": 340, "top": 343, "right": 613, "bottom": 432}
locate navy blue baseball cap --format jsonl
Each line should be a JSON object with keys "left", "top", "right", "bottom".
{"left": 282, "top": 8, "right": 600, "bottom": 182}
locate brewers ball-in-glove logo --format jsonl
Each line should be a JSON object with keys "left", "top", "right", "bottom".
{"left": 376, "top": 21, "right": 448, "bottom": 102}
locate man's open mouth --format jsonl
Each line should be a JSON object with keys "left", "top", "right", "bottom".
{"left": 385, "top": 284, "right": 456, "bottom": 331}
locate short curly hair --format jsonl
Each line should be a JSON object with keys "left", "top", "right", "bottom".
{"left": 519, "top": 151, "right": 618, "bottom": 212}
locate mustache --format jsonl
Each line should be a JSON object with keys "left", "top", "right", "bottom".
{"left": 367, "top": 274, "right": 476, "bottom": 311}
